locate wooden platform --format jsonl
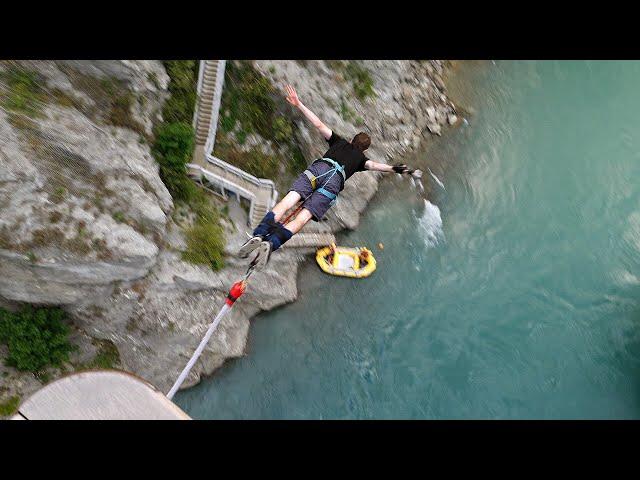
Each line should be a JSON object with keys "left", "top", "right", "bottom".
{"left": 12, "top": 370, "right": 190, "bottom": 420}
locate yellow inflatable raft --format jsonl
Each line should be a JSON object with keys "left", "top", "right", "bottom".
{"left": 316, "top": 244, "right": 377, "bottom": 278}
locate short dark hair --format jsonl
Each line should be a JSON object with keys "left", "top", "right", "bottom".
{"left": 352, "top": 132, "right": 371, "bottom": 151}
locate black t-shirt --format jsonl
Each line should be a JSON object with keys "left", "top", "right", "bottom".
{"left": 322, "top": 132, "right": 368, "bottom": 181}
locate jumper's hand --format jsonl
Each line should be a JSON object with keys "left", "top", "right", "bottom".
{"left": 285, "top": 84, "right": 301, "bottom": 107}
{"left": 411, "top": 169, "right": 423, "bottom": 179}
{"left": 392, "top": 163, "right": 410, "bottom": 174}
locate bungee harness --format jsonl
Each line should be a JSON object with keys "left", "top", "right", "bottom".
{"left": 303, "top": 157, "right": 346, "bottom": 205}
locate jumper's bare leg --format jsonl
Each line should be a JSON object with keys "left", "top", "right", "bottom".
{"left": 272, "top": 191, "right": 302, "bottom": 222}
{"left": 284, "top": 208, "right": 313, "bottom": 234}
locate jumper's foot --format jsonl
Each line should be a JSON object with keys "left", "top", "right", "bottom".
{"left": 238, "top": 235, "right": 263, "bottom": 259}
{"left": 253, "top": 241, "right": 272, "bottom": 270}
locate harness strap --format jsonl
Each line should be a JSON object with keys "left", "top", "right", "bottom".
{"left": 318, "top": 157, "right": 346, "bottom": 184}
{"left": 301, "top": 158, "right": 344, "bottom": 206}
{"left": 317, "top": 187, "right": 337, "bottom": 201}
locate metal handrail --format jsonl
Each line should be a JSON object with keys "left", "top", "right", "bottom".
{"left": 187, "top": 164, "right": 255, "bottom": 201}
{"left": 204, "top": 155, "right": 276, "bottom": 191}
{"left": 187, "top": 163, "right": 258, "bottom": 223}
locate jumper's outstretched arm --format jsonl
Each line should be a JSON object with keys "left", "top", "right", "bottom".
{"left": 365, "top": 161, "right": 422, "bottom": 177}
{"left": 364, "top": 160, "right": 395, "bottom": 173}
{"left": 285, "top": 84, "right": 332, "bottom": 140}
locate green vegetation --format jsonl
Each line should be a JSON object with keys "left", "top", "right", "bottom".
{"left": 52, "top": 64, "right": 148, "bottom": 136}
{"left": 219, "top": 61, "right": 281, "bottom": 140}
{"left": 215, "top": 61, "right": 305, "bottom": 179}
{"left": 325, "top": 60, "right": 376, "bottom": 100}
{"left": 344, "top": 62, "right": 376, "bottom": 100}
{"left": 0, "top": 395, "right": 20, "bottom": 416}
{"left": 151, "top": 61, "right": 199, "bottom": 204}
{"left": 112, "top": 211, "right": 126, "bottom": 223}
{"left": 150, "top": 61, "right": 226, "bottom": 271}
{"left": 50, "top": 186, "right": 67, "bottom": 203}
{"left": 161, "top": 61, "right": 198, "bottom": 124}
{"left": 50, "top": 88, "right": 83, "bottom": 109}
{"left": 0, "top": 63, "right": 153, "bottom": 139}
{"left": 152, "top": 121, "right": 197, "bottom": 203}
{"left": 107, "top": 91, "right": 140, "bottom": 133}
{"left": 0, "top": 306, "right": 75, "bottom": 372}
{"left": 216, "top": 141, "right": 279, "bottom": 179}
{"left": 181, "top": 194, "right": 225, "bottom": 271}
{"left": 339, "top": 96, "right": 357, "bottom": 123}
{"left": 83, "top": 339, "right": 120, "bottom": 370}
{"left": 147, "top": 71, "right": 160, "bottom": 89}
{"left": 0, "top": 66, "right": 46, "bottom": 117}
{"left": 337, "top": 96, "right": 364, "bottom": 126}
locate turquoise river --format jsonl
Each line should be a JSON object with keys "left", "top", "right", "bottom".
{"left": 176, "top": 61, "right": 640, "bottom": 419}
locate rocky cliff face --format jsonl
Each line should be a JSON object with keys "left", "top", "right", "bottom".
{"left": 0, "top": 60, "right": 457, "bottom": 404}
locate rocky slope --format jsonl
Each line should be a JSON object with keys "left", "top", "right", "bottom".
{"left": 0, "top": 60, "right": 457, "bottom": 407}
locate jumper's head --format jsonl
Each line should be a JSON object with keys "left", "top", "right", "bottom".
{"left": 352, "top": 132, "right": 371, "bottom": 152}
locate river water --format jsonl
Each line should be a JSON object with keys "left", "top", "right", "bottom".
{"left": 176, "top": 61, "right": 640, "bottom": 419}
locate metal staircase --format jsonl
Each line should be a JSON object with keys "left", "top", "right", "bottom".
{"left": 191, "top": 60, "right": 277, "bottom": 227}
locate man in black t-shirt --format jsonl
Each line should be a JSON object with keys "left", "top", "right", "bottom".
{"left": 239, "top": 84, "right": 418, "bottom": 267}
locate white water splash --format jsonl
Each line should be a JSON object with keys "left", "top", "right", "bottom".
{"left": 428, "top": 168, "right": 446, "bottom": 191}
{"left": 419, "top": 200, "right": 444, "bottom": 248}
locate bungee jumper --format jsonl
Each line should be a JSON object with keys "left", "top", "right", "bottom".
{"left": 239, "top": 84, "right": 422, "bottom": 268}
{"left": 167, "top": 86, "right": 428, "bottom": 397}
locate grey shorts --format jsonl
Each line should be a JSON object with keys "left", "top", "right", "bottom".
{"left": 289, "top": 160, "right": 344, "bottom": 221}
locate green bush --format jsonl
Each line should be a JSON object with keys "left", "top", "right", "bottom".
{"left": 182, "top": 221, "right": 225, "bottom": 270}
{"left": 84, "top": 340, "right": 120, "bottom": 370}
{"left": 181, "top": 195, "right": 225, "bottom": 271}
{"left": 152, "top": 121, "right": 197, "bottom": 202}
{"left": 0, "top": 306, "right": 74, "bottom": 372}
{"left": 161, "top": 60, "right": 198, "bottom": 124}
